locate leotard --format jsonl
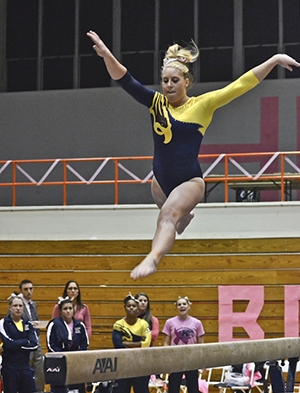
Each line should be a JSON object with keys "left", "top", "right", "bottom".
{"left": 117, "top": 70, "right": 259, "bottom": 196}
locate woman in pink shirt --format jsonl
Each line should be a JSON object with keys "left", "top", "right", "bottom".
{"left": 52, "top": 280, "right": 92, "bottom": 338}
{"left": 163, "top": 296, "right": 205, "bottom": 393}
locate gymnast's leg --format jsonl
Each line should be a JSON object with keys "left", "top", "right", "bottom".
{"left": 130, "top": 177, "right": 205, "bottom": 280}
{"left": 151, "top": 177, "right": 196, "bottom": 235}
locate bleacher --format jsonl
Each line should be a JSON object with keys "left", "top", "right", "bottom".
{"left": 0, "top": 203, "right": 300, "bottom": 392}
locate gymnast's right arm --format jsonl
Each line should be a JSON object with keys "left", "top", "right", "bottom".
{"left": 87, "top": 30, "right": 126, "bottom": 80}
{"left": 87, "top": 30, "right": 154, "bottom": 108}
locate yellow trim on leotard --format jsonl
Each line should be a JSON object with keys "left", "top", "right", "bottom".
{"left": 150, "top": 70, "right": 259, "bottom": 141}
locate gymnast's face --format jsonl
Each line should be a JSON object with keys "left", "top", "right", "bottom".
{"left": 125, "top": 299, "right": 139, "bottom": 316}
{"left": 162, "top": 67, "right": 190, "bottom": 107}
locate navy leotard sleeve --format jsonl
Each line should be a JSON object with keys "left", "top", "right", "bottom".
{"left": 116, "top": 71, "right": 155, "bottom": 108}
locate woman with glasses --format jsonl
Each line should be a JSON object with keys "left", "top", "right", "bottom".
{"left": 51, "top": 280, "right": 92, "bottom": 338}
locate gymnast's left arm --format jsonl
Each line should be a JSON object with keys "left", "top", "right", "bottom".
{"left": 252, "top": 54, "right": 300, "bottom": 82}
{"left": 203, "top": 54, "right": 300, "bottom": 114}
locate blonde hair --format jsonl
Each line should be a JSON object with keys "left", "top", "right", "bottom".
{"left": 162, "top": 40, "right": 199, "bottom": 85}
{"left": 175, "top": 296, "right": 192, "bottom": 306}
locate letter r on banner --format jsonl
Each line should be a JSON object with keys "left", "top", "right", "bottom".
{"left": 218, "top": 286, "right": 265, "bottom": 342}
{"left": 284, "top": 285, "right": 300, "bottom": 337}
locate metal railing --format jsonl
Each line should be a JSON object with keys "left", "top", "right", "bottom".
{"left": 0, "top": 151, "right": 299, "bottom": 206}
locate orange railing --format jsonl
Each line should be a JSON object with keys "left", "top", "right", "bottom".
{"left": 0, "top": 151, "right": 300, "bottom": 206}
{"left": 203, "top": 151, "right": 300, "bottom": 202}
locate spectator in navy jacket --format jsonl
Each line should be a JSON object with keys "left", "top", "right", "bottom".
{"left": 47, "top": 297, "right": 89, "bottom": 393}
{"left": 0, "top": 294, "right": 38, "bottom": 393}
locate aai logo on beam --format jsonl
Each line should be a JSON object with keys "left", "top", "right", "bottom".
{"left": 46, "top": 367, "right": 61, "bottom": 373}
{"left": 93, "top": 357, "right": 118, "bottom": 374}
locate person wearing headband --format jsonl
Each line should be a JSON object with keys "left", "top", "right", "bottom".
{"left": 112, "top": 293, "right": 151, "bottom": 392}
{"left": 163, "top": 296, "right": 205, "bottom": 393}
{"left": 87, "top": 30, "right": 300, "bottom": 280}
{"left": 47, "top": 297, "right": 89, "bottom": 393}
{"left": 0, "top": 294, "right": 38, "bottom": 393}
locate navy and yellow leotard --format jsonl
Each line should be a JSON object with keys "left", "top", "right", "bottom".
{"left": 112, "top": 317, "right": 151, "bottom": 349}
{"left": 117, "top": 70, "right": 259, "bottom": 196}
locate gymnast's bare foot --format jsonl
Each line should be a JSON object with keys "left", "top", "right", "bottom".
{"left": 176, "top": 211, "right": 194, "bottom": 235}
{"left": 130, "top": 253, "right": 159, "bottom": 280}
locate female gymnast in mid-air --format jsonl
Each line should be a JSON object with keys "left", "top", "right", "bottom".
{"left": 87, "top": 30, "right": 300, "bottom": 280}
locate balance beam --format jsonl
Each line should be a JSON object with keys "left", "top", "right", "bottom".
{"left": 44, "top": 337, "right": 300, "bottom": 385}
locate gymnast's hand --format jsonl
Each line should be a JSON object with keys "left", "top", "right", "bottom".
{"left": 275, "top": 54, "right": 300, "bottom": 72}
{"left": 87, "top": 30, "right": 127, "bottom": 80}
{"left": 87, "top": 30, "right": 111, "bottom": 58}
{"left": 252, "top": 53, "right": 300, "bottom": 81}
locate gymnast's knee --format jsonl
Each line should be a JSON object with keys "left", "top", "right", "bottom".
{"left": 157, "top": 205, "right": 178, "bottom": 226}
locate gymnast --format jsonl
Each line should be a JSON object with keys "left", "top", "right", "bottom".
{"left": 87, "top": 30, "right": 300, "bottom": 280}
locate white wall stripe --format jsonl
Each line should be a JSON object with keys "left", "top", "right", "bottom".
{"left": 87, "top": 157, "right": 111, "bottom": 185}
{"left": 118, "top": 163, "right": 141, "bottom": 181}
{"left": 284, "top": 157, "right": 300, "bottom": 174}
{"left": 228, "top": 158, "right": 252, "bottom": 178}
{"left": 16, "top": 165, "right": 36, "bottom": 183}
{"left": 203, "top": 154, "right": 225, "bottom": 178}
{"left": 0, "top": 160, "right": 11, "bottom": 175}
{"left": 66, "top": 164, "right": 87, "bottom": 182}
{"left": 37, "top": 159, "right": 60, "bottom": 186}
{"left": 253, "top": 152, "right": 280, "bottom": 180}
